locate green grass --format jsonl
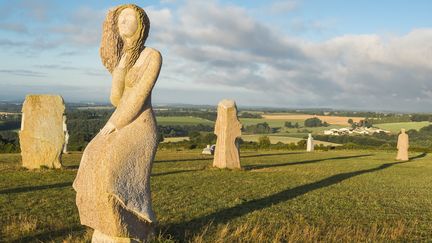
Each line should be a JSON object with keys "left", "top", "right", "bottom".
{"left": 1, "top": 150, "right": 431, "bottom": 242}
{"left": 156, "top": 116, "right": 214, "bottom": 126}
{"left": 162, "top": 137, "right": 190, "bottom": 143}
{"left": 240, "top": 118, "right": 303, "bottom": 127}
{"left": 242, "top": 134, "right": 340, "bottom": 146}
{"left": 375, "top": 121, "right": 431, "bottom": 133}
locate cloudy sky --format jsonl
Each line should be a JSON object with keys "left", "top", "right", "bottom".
{"left": 0, "top": 0, "right": 431, "bottom": 111}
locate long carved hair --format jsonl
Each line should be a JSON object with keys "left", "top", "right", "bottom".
{"left": 100, "top": 4, "right": 150, "bottom": 73}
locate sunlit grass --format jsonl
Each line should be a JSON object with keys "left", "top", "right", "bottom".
{"left": 0, "top": 149, "right": 431, "bottom": 241}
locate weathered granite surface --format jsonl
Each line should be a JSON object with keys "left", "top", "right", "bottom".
{"left": 396, "top": 128, "right": 409, "bottom": 161}
{"left": 213, "top": 99, "right": 242, "bottom": 169}
{"left": 73, "top": 4, "right": 162, "bottom": 242}
{"left": 307, "top": 133, "right": 314, "bottom": 152}
{"left": 19, "top": 95, "right": 65, "bottom": 169}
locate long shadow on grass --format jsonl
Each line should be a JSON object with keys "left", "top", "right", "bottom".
{"left": 167, "top": 153, "right": 426, "bottom": 240}
{"left": 155, "top": 152, "right": 303, "bottom": 163}
{"left": 11, "top": 225, "right": 85, "bottom": 243}
{"left": 244, "top": 154, "right": 373, "bottom": 171}
{"left": 152, "top": 169, "right": 204, "bottom": 177}
{"left": 0, "top": 182, "right": 72, "bottom": 195}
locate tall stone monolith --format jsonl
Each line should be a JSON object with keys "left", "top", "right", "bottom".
{"left": 396, "top": 128, "right": 409, "bottom": 161}
{"left": 213, "top": 99, "right": 242, "bottom": 169}
{"left": 306, "top": 133, "right": 314, "bottom": 152}
{"left": 62, "top": 115, "right": 69, "bottom": 154}
{"left": 19, "top": 95, "right": 65, "bottom": 169}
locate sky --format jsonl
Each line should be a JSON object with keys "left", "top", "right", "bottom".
{"left": 0, "top": 0, "right": 432, "bottom": 112}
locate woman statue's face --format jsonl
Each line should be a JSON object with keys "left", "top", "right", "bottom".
{"left": 118, "top": 8, "right": 138, "bottom": 38}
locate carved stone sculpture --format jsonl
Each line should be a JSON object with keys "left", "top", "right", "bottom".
{"left": 396, "top": 128, "right": 409, "bottom": 161}
{"left": 73, "top": 4, "right": 162, "bottom": 242}
{"left": 19, "top": 95, "right": 65, "bottom": 169}
{"left": 306, "top": 133, "right": 314, "bottom": 152}
{"left": 213, "top": 99, "right": 242, "bottom": 169}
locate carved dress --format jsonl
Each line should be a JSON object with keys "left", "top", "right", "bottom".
{"left": 73, "top": 48, "right": 162, "bottom": 240}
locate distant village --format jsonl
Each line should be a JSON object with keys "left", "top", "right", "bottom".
{"left": 324, "top": 127, "right": 390, "bottom": 136}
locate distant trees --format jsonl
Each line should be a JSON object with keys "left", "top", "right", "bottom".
{"left": 0, "top": 120, "right": 20, "bottom": 131}
{"left": 258, "top": 136, "right": 271, "bottom": 148}
{"left": 244, "top": 122, "right": 273, "bottom": 134}
{"left": 284, "top": 121, "right": 299, "bottom": 128}
{"left": 304, "top": 118, "right": 328, "bottom": 127}
{"left": 189, "top": 131, "right": 217, "bottom": 145}
{"left": 155, "top": 109, "right": 217, "bottom": 121}
{"left": 411, "top": 114, "right": 432, "bottom": 122}
{"left": 238, "top": 112, "right": 262, "bottom": 119}
{"left": 350, "top": 119, "right": 373, "bottom": 129}
{"left": 0, "top": 131, "right": 20, "bottom": 153}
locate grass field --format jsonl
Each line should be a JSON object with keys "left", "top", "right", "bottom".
{"left": 262, "top": 114, "right": 363, "bottom": 126}
{"left": 1, "top": 149, "right": 431, "bottom": 242}
{"left": 241, "top": 135, "right": 341, "bottom": 146}
{"left": 162, "top": 137, "right": 190, "bottom": 143}
{"left": 375, "top": 121, "right": 431, "bottom": 133}
{"left": 239, "top": 118, "right": 295, "bottom": 127}
{"left": 156, "top": 116, "right": 214, "bottom": 126}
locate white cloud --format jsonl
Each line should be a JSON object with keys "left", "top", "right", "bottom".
{"left": 1, "top": 0, "right": 432, "bottom": 111}
{"left": 145, "top": 0, "right": 432, "bottom": 111}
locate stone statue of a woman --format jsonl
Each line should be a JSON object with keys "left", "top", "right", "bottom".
{"left": 73, "top": 4, "right": 162, "bottom": 242}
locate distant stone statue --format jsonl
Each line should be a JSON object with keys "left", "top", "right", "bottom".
{"left": 202, "top": 144, "right": 215, "bottom": 155}
{"left": 396, "top": 128, "right": 409, "bottom": 161}
{"left": 306, "top": 133, "right": 314, "bottom": 152}
{"left": 19, "top": 95, "right": 65, "bottom": 169}
{"left": 62, "top": 115, "right": 69, "bottom": 154}
{"left": 73, "top": 4, "right": 162, "bottom": 242}
{"left": 213, "top": 99, "right": 242, "bottom": 169}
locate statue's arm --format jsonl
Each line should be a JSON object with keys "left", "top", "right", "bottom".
{"left": 108, "top": 51, "right": 162, "bottom": 130}
{"left": 110, "top": 68, "right": 125, "bottom": 107}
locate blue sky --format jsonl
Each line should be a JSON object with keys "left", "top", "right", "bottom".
{"left": 0, "top": 0, "right": 432, "bottom": 111}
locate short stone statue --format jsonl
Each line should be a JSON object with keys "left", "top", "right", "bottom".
{"left": 62, "top": 115, "right": 69, "bottom": 154}
{"left": 202, "top": 144, "right": 214, "bottom": 155}
{"left": 73, "top": 4, "right": 162, "bottom": 242}
{"left": 213, "top": 99, "right": 242, "bottom": 169}
{"left": 19, "top": 95, "right": 65, "bottom": 169}
{"left": 306, "top": 133, "right": 314, "bottom": 152}
{"left": 396, "top": 128, "right": 409, "bottom": 161}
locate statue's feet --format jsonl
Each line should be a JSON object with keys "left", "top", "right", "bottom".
{"left": 92, "top": 230, "right": 141, "bottom": 243}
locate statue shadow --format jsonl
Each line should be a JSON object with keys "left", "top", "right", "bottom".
{"left": 243, "top": 154, "right": 373, "bottom": 171}
{"left": 0, "top": 182, "right": 72, "bottom": 195}
{"left": 152, "top": 169, "right": 204, "bottom": 177}
{"left": 155, "top": 157, "right": 213, "bottom": 163}
{"left": 63, "top": 165, "right": 80, "bottom": 169}
{"left": 241, "top": 152, "right": 304, "bottom": 158}
{"left": 12, "top": 225, "right": 85, "bottom": 243}
{"left": 154, "top": 151, "right": 304, "bottom": 164}
{"left": 165, "top": 152, "right": 427, "bottom": 240}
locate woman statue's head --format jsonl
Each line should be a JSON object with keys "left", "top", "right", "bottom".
{"left": 100, "top": 4, "right": 150, "bottom": 73}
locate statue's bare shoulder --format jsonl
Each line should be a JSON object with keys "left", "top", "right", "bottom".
{"left": 134, "top": 47, "right": 162, "bottom": 68}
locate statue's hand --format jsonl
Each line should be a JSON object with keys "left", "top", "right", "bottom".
{"left": 100, "top": 122, "right": 117, "bottom": 135}
{"left": 118, "top": 53, "right": 130, "bottom": 69}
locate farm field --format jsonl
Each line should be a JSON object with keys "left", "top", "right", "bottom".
{"left": 241, "top": 134, "right": 341, "bottom": 146}
{"left": 239, "top": 118, "right": 296, "bottom": 127}
{"left": 0, "top": 150, "right": 431, "bottom": 242}
{"left": 156, "top": 116, "right": 214, "bottom": 125}
{"left": 375, "top": 121, "right": 431, "bottom": 133}
{"left": 162, "top": 136, "right": 190, "bottom": 143}
{"left": 262, "top": 114, "right": 363, "bottom": 126}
